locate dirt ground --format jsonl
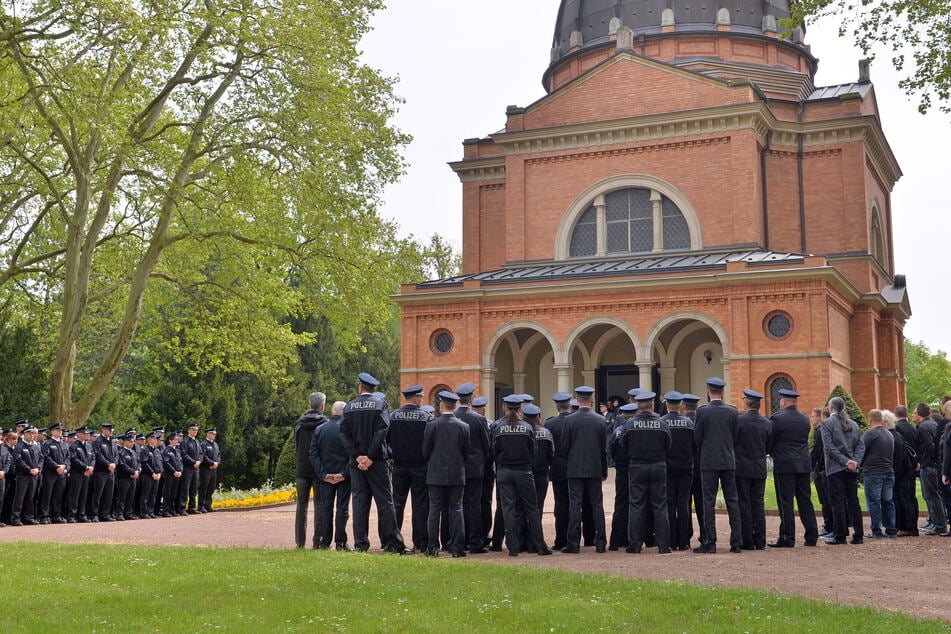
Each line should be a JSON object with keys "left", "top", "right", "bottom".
{"left": 2, "top": 480, "right": 948, "bottom": 623}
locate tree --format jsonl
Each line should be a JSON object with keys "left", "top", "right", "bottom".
{"left": 903, "top": 339, "right": 951, "bottom": 408}
{"left": 0, "top": 0, "right": 408, "bottom": 427}
{"left": 827, "top": 385, "right": 868, "bottom": 431}
{"left": 788, "top": 0, "right": 951, "bottom": 114}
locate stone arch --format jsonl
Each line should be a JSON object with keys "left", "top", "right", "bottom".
{"left": 562, "top": 315, "right": 642, "bottom": 364}
{"left": 869, "top": 198, "right": 888, "bottom": 271}
{"left": 483, "top": 319, "right": 562, "bottom": 368}
{"left": 554, "top": 174, "right": 703, "bottom": 259}
{"left": 644, "top": 310, "right": 730, "bottom": 359}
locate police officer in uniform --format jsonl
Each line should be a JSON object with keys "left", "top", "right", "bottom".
{"left": 607, "top": 388, "right": 641, "bottom": 551}
{"left": 90, "top": 422, "right": 117, "bottom": 522}
{"left": 138, "top": 432, "right": 163, "bottom": 519}
{"left": 422, "top": 390, "right": 471, "bottom": 557}
{"left": 526, "top": 403, "right": 554, "bottom": 547}
{"left": 681, "top": 394, "right": 706, "bottom": 546}
{"left": 115, "top": 433, "right": 141, "bottom": 519}
{"left": 616, "top": 393, "right": 672, "bottom": 553}
{"left": 387, "top": 384, "right": 430, "bottom": 554}
{"left": 66, "top": 427, "right": 94, "bottom": 522}
{"left": 767, "top": 388, "right": 819, "bottom": 547}
{"left": 493, "top": 395, "right": 551, "bottom": 557}
{"left": 544, "top": 392, "right": 573, "bottom": 550}
{"left": 11, "top": 426, "right": 42, "bottom": 525}
{"left": 179, "top": 423, "right": 204, "bottom": 514}
{"left": 693, "top": 377, "right": 743, "bottom": 554}
{"left": 340, "top": 372, "right": 407, "bottom": 554}
{"left": 454, "top": 382, "right": 491, "bottom": 554}
{"left": 39, "top": 422, "right": 69, "bottom": 524}
{"left": 161, "top": 431, "right": 184, "bottom": 516}
{"left": 661, "top": 391, "right": 695, "bottom": 551}
{"left": 199, "top": 428, "right": 220, "bottom": 513}
{"left": 735, "top": 389, "right": 772, "bottom": 550}
{"left": 561, "top": 385, "right": 607, "bottom": 553}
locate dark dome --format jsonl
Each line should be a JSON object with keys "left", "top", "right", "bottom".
{"left": 552, "top": 0, "right": 795, "bottom": 61}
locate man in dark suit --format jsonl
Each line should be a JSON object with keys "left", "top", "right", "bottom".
{"left": 544, "top": 392, "right": 573, "bottom": 550}
{"left": 560, "top": 385, "right": 607, "bottom": 553}
{"left": 387, "top": 384, "right": 431, "bottom": 553}
{"left": 767, "top": 388, "right": 819, "bottom": 547}
{"left": 735, "top": 389, "right": 772, "bottom": 550}
{"left": 454, "top": 382, "right": 491, "bottom": 554}
{"left": 693, "top": 377, "right": 742, "bottom": 553}
{"left": 422, "top": 390, "right": 471, "bottom": 557}
{"left": 893, "top": 404, "right": 920, "bottom": 536}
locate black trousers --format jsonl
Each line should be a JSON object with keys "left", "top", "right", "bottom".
{"left": 179, "top": 467, "right": 199, "bottom": 511}
{"left": 827, "top": 470, "right": 863, "bottom": 540}
{"left": 480, "top": 468, "right": 494, "bottom": 543}
{"left": 691, "top": 473, "right": 706, "bottom": 544}
{"left": 317, "top": 478, "right": 351, "bottom": 546}
{"left": 666, "top": 468, "right": 693, "bottom": 548}
{"left": 350, "top": 461, "right": 404, "bottom": 552}
{"left": 736, "top": 476, "right": 767, "bottom": 548}
{"left": 629, "top": 462, "right": 669, "bottom": 550}
{"left": 894, "top": 474, "right": 919, "bottom": 532}
{"left": 700, "top": 469, "right": 742, "bottom": 549}
{"left": 550, "top": 478, "right": 569, "bottom": 548}
{"left": 39, "top": 472, "right": 66, "bottom": 521}
{"left": 392, "top": 466, "right": 429, "bottom": 551}
{"left": 294, "top": 477, "right": 319, "bottom": 548}
{"left": 567, "top": 477, "right": 605, "bottom": 549}
{"left": 12, "top": 474, "right": 39, "bottom": 522}
{"left": 812, "top": 471, "right": 834, "bottom": 533}
{"left": 199, "top": 467, "right": 217, "bottom": 511}
{"left": 138, "top": 475, "right": 160, "bottom": 517}
{"left": 116, "top": 477, "right": 136, "bottom": 518}
{"left": 772, "top": 472, "right": 819, "bottom": 544}
{"left": 162, "top": 474, "right": 180, "bottom": 515}
{"left": 609, "top": 467, "right": 629, "bottom": 548}
{"left": 497, "top": 466, "right": 545, "bottom": 553}
{"left": 90, "top": 471, "right": 115, "bottom": 520}
{"left": 428, "top": 484, "right": 465, "bottom": 554}
{"left": 464, "top": 477, "right": 484, "bottom": 550}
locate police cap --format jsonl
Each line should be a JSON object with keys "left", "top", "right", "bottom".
{"left": 522, "top": 404, "right": 542, "bottom": 417}
{"left": 358, "top": 372, "right": 380, "bottom": 387}
{"left": 664, "top": 391, "right": 683, "bottom": 403}
{"left": 401, "top": 385, "right": 424, "bottom": 397}
{"left": 619, "top": 403, "right": 638, "bottom": 412}
{"left": 187, "top": 423, "right": 199, "bottom": 430}
{"left": 705, "top": 377, "right": 726, "bottom": 389}
{"left": 100, "top": 422, "right": 114, "bottom": 430}
{"left": 742, "top": 388, "right": 764, "bottom": 400}
{"left": 627, "top": 388, "right": 643, "bottom": 398}
{"left": 421, "top": 405, "right": 435, "bottom": 415}
{"left": 15, "top": 420, "right": 28, "bottom": 429}
{"left": 778, "top": 388, "right": 800, "bottom": 398}
{"left": 49, "top": 422, "right": 64, "bottom": 431}
{"left": 552, "top": 392, "right": 572, "bottom": 403}
{"left": 518, "top": 394, "right": 534, "bottom": 403}
{"left": 681, "top": 394, "right": 701, "bottom": 405}
{"left": 205, "top": 428, "right": 217, "bottom": 435}
{"left": 455, "top": 382, "right": 476, "bottom": 396}
{"left": 574, "top": 386, "right": 595, "bottom": 397}
{"left": 438, "top": 390, "right": 460, "bottom": 405}
{"left": 635, "top": 391, "right": 657, "bottom": 402}
{"left": 472, "top": 396, "right": 488, "bottom": 408}
{"left": 66, "top": 431, "right": 77, "bottom": 439}
{"left": 502, "top": 394, "right": 523, "bottom": 407}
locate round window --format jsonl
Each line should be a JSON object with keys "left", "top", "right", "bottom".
{"left": 430, "top": 329, "right": 454, "bottom": 355}
{"left": 764, "top": 312, "right": 792, "bottom": 340}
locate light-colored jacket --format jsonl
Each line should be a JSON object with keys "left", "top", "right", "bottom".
{"left": 820, "top": 415, "right": 865, "bottom": 476}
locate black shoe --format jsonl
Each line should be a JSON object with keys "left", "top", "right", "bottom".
{"left": 625, "top": 547, "right": 641, "bottom": 554}
{"left": 552, "top": 543, "right": 566, "bottom": 551}
{"left": 488, "top": 545, "right": 502, "bottom": 552}
{"left": 24, "top": 519, "right": 38, "bottom": 525}
{"left": 451, "top": 551, "right": 466, "bottom": 558}
{"left": 755, "top": 545, "right": 767, "bottom": 550}
{"left": 825, "top": 538, "right": 847, "bottom": 545}
{"left": 658, "top": 547, "right": 672, "bottom": 554}
{"left": 336, "top": 544, "right": 352, "bottom": 552}
{"left": 425, "top": 548, "right": 439, "bottom": 557}
{"left": 38, "top": 518, "right": 50, "bottom": 525}
{"left": 468, "top": 547, "right": 488, "bottom": 555}
{"left": 508, "top": 551, "right": 518, "bottom": 557}
{"left": 538, "top": 547, "right": 553, "bottom": 556}
{"left": 52, "top": 517, "right": 66, "bottom": 524}
{"left": 850, "top": 537, "right": 864, "bottom": 545}
{"left": 608, "top": 545, "right": 619, "bottom": 551}
{"left": 730, "top": 546, "right": 742, "bottom": 553}
{"left": 102, "top": 516, "right": 115, "bottom": 522}
{"left": 803, "top": 541, "right": 817, "bottom": 547}
{"left": 595, "top": 545, "right": 606, "bottom": 553}
{"left": 767, "top": 541, "right": 793, "bottom": 548}
{"left": 561, "top": 546, "right": 580, "bottom": 554}
{"left": 741, "top": 545, "right": 755, "bottom": 550}
{"left": 0, "top": 522, "right": 5, "bottom": 528}
{"left": 10, "top": 520, "right": 22, "bottom": 527}
{"left": 693, "top": 545, "right": 716, "bottom": 554}
{"left": 89, "top": 517, "right": 99, "bottom": 522}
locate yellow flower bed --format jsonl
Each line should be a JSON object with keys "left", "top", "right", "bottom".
{"left": 214, "top": 488, "right": 297, "bottom": 509}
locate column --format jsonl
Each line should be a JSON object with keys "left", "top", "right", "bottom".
{"left": 595, "top": 194, "right": 607, "bottom": 257}
{"left": 554, "top": 364, "right": 573, "bottom": 393}
{"left": 481, "top": 367, "right": 496, "bottom": 420}
{"left": 658, "top": 366, "right": 676, "bottom": 394}
{"left": 512, "top": 371, "right": 526, "bottom": 394}
{"left": 636, "top": 360, "right": 653, "bottom": 392}
{"left": 650, "top": 190, "right": 663, "bottom": 253}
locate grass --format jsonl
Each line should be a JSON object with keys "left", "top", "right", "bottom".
{"left": 759, "top": 478, "right": 928, "bottom": 513}
{"left": 0, "top": 543, "right": 946, "bottom": 632}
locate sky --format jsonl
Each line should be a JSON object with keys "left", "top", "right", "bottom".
{"left": 360, "top": 0, "right": 951, "bottom": 354}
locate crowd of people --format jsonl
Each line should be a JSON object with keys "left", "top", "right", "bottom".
{"left": 292, "top": 372, "right": 951, "bottom": 555}
{"left": 0, "top": 421, "right": 221, "bottom": 526}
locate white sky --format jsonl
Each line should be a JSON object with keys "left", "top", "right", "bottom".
{"left": 361, "top": 0, "right": 951, "bottom": 354}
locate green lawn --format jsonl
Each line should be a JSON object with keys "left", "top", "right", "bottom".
{"left": 0, "top": 544, "right": 945, "bottom": 632}
{"left": 760, "top": 478, "right": 928, "bottom": 513}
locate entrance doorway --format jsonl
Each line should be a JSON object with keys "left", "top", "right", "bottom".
{"left": 596, "top": 364, "right": 639, "bottom": 407}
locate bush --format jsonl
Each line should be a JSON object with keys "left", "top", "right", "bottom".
{"left": 827, "top": 385, "right": 868, "bottom": 432}
{"left": 273, "top": 431, "right": 296, "bottom": 487}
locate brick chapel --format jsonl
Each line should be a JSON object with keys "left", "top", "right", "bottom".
{"left": 395, "top": 0, "right": 910, "bottom": 419}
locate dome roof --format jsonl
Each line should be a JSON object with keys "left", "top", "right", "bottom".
{"left": 551, "top": 0, "right": 796, "bottom": 62}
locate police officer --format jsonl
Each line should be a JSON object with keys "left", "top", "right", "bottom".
{"left": 65, "top": 427, "right": 94, "bottom": 523}
{"left": 735, "top": 389, "right": 772, "bottom": 550}
{"left": 472, "top": 394, "right": 493, "bottom": 547}
{"left": 387, "top": 384, "right": 430, "bottom": 554}
{"left": 561, "top": 385, "right": 607, "bottom": 554}
{"left": 422, "top": 390, "right": 470, "bottom": 557}
{"left": 661, "top": 391, "right": 695, "bottom": 551}
{"left": 179, "top": 423, "right": 204, "bottom": 515}
{"left": 139, "top": 432, "right": 163, "bottom": 519}
{"left": 607, "top": 388, "right": 641, "bottom": 551}
{"left": 11, "top": 425, "right": 42, "bottom": 525}
{"left": 90, "top": 422, "right": 117, "bottom": 522}
{"left": 115, "top": 433, "right": 141, "bottom": 519}
{"left": 454, "top": 382, "right": 491, "bottom": 554}
{"left": 161, "top": 431, "right": 184, "bottom": 517}
{"left": 682, "top": 393, "right": 706, "bottom": 545}
{"left": 0, "top": 429, "right": 12, "bottom": 527}
{"left": 199, "top": 428, "right": 221, "bottom": 513}
{"left": 616, "top": 393, "right": 672, "bottom": 553}
{"left": 39, "top": 422, "right": 69, "bottom": 524}
{"left": 693, "top": 377, "right": 742, "bottom": 554}
{"left": 526, "top": 403, "right": 554, "bottom": 546}
{"left": 493, "top": 395, "right": 551, "bottom": 557}
{"left": 340, "top": 372, "right": 407, "bottom": 554}
{"left": 767, "top": 388, "right": 819, "bottom": 547}
{"left": 544, "top": 392, "right": 573, "bottom": 550}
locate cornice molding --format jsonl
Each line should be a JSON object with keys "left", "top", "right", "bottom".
{"left": 448, "top": 156, "right": 506, "bottom": 183}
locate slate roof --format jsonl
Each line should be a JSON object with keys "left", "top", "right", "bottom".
{"left": 807, "top": 82, "right": 873, "bottom": 101}
{"left": 417, "top": 249, "right": 804, "bottom": 289}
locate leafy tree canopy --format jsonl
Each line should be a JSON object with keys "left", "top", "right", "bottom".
{"left": 903, "top": 339, "right": 951, "bottom": 408}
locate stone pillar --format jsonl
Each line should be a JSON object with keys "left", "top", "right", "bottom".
{"left": 554, "top": 364, "right": 573, "bottom": 393}
{"left": 481, "top": 367, "right": 496, "bottom": 420}
{"left": 513, "top": 371, "right": 526, "bottom": 394}
{"left": 658, "top": 366, "right": 676, "bottom": 394}
{"left": 637, "top": 361, "right": 653, "bottom": 392}
{"left": 581, "top": 370, "right": 595, "bottom": 387}
{"left": 595, "top": 194, "right": 607, "bottom": 257}
{"left": 650, "top": 190, "right": 663, "bottom": 253}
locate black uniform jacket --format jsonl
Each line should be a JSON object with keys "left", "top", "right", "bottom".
{"left": 768, "top": 406, "right": 812, "bottom": 474}
{"left": 163, "top": 445, "right": 184, "bottom": 475}
{"left": 422, "top": 413, "right": 470, "bottom": 486}
{"left": 561, "top": 408, "right": 608, "bottom": 479}
{"left": 43, "top": 438, "right": 69, "bottom": 474}
{"left": 661, "top": 412, "right": 695, "bottom": 472}
{"left": 201, "top": 439, "right": 221, "bottom": 467}
{"left": 544, "top": 413, "right": 570, "bottom": 481}
{"left": 180, "top": 434, "right": 205, "bottom": 470}
{"left": 493, "top": 421, "right": 535, "bottom": 470}
{"left": 454, "top": 405, "right": 491, "bottom": 479}
{"left": 340, "top": 393, "right": 390, "bottom": 463}
{"left": 694, "top": 400, "right": 739, "bottom": 471}
{"left": 615, "top": 412, "right": 670, "bottom": 465}
{"left": 387, "top": 404, "right": 430, "bottom": 469}
{"left": 735, "top": 410, "right": 772, "bottom": 479}
{"left": 92, "top": 435, "right": 116, "bottom": 473}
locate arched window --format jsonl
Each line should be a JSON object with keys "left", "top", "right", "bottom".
{"left": 568, "top": 186, "right": 691, "bottom": 258}
{"left": 870, "top": 207, "right": 887, "bottom": 269}
{"left": 767, "top": 374, "right": 795, "bottom": 415}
